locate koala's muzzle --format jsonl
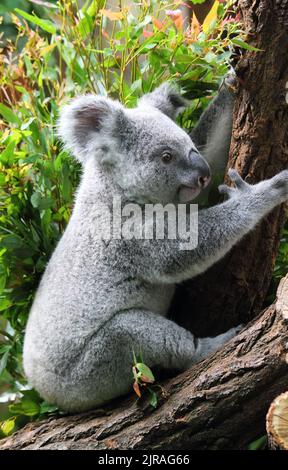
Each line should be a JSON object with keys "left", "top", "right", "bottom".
{"left": 178, "top": 151, "right": 211, "bottom": 203}
{"left": 189, "top": 150, "right": 211, "bottom": 188}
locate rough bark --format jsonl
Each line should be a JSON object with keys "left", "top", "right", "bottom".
{"left": 0, "top": 275, "right": 288, "bottom": 451}
{"left": 266, "top": 391, "right": 288, "bottom": 450}
{"left": 173, "top": 0, "right": 288, "bottom": 337}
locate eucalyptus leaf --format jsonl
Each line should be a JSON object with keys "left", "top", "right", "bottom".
{"left": 15, "top": 8, "right": 57, "bottom": 34}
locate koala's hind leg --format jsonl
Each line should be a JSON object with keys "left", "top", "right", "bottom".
{"left": 53, "top": 311, "right": 240, "bottom": 412}
{"left": 27, "top": 312, "right": 240, "bottom": 413}
{"left": 36, "top": 312, "right": 240, "bottom": 413}
{"left": 100, "top": 310, "right": 240, "bottom": 371}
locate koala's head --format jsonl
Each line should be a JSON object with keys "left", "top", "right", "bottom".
{"left": 58, "top": 83, "right": 211, "bottom": 204}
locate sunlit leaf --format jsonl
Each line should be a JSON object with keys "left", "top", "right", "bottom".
{"left": 0, "top": 299, "right": 12, "bottom": 312}
{"left": 135, "top": 363, "right": 155, "bottom": 383}
{"left": 203, "top": 1, "right": 219, "bottom": 33}
{"left": 0, "top": 104, "right": 21, "bottom": 126}
{"left": 9, "top": 399, "right": 40, "bottom": 417}
{"left": 231, "top": 38, "right": 260, "bottom": 51}
{"left": 39, "top": 43, "right": 57, "bottom": 57}
{"left": 99, "top": 9, "right": 124, "bottom": 21}
{"left": 0, "top": 141, "right": 16, "bottom": 164}
{"left": 0, "top": 418, "right": 16, "bottom": 436}
{"left": 15, "top": 8, "right": 57, "bottom": 34}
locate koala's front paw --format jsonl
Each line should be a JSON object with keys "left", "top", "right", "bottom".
{"left": 222, "top": 70, "right": 239, "bottom": 95}
{"left": 219, "top": 169, "right": 288, "bottom": 206}
{"left": 268, "top": 170, "right": 288, "bottom": 202}
{"left": 218, "top": 169, "right": 250, "bottom": 199}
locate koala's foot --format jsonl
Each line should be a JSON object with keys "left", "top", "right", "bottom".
{"left": 194, "top": 324, "right": 243, "bottom": 362}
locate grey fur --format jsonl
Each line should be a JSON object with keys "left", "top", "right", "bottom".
{"left": 191, "top": 75, "right": 236, "bottom": 174}
{"left": 23, "top": 82, "right": 288, "bottom": 412}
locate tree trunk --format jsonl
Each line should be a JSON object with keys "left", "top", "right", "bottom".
{"left": 172, "top": 0, "right": 288, "bottom": 337}
{"left": 266, "top": 391, "right": 288, "bottom": 450}
{"left": 0, "top": 275, "right": 287, "bottom": 450}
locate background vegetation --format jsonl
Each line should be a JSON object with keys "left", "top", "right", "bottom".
{"left": 0, "top": 0, "right": 286, "bottom": 442}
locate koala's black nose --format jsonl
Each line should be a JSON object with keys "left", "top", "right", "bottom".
{"left": 189, "top": 149, "right": 211, "bottom": 188}
{"left": 198, "top": 175, "right": 210, "bottom": 188}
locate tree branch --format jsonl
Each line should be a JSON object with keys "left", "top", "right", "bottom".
{"left": 1, "top": 275, "right": 288, "bottom": 450}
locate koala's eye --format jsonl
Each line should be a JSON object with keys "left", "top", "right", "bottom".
{"left": 161, "top": 151, "right": 173, "bottom": 164}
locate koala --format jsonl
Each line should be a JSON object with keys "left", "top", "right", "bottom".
{"left": 191, "top": 73, "right": 237, "bottom": 206}
{"left": 23, "top": 81, "right": 288, "bottom": 412}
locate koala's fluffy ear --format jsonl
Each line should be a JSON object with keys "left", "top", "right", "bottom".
{"left": 57, "top": 95, "right": 128, "bottom": 164}
{"left": 138, "top": 82, "right": 188, "bottom": 120}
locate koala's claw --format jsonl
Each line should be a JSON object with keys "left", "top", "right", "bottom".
{"left": 218, "top": 169, "right": 249, "bottom": 198}
{"left": 228, "top": 168, "right": 248, "bottom": 188}
{"left": 218, "top": 183, "right": 233, "bottom": 197}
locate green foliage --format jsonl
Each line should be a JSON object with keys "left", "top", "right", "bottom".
{"left": 0, "top": 0, "right": 58, "bottom": 46}
{"left": 132, "top": 351, "right": 160, "bottom": 408}
{"left": 0, "top": 389, "right": 59, "bottom": 437}
{"left": 15, "top": 8, "right": 57, "bottom": 34}
{"left": 248, "top": 435, "right": 267, "bottom": 450}
{"left": 0, "top": 0, "right": 252, "bottom": 434}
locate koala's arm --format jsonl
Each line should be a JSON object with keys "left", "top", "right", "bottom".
{"left": 139, "top": 170, "right": 288, "bottom": 284}
{"left": 190, "top": 76, "right": 236, "bottom": 176}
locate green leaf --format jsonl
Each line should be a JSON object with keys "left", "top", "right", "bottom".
{"left": 148, "top": 388, "right": 158, "bottom": 408}
{"left": 248, "top": 435, "right": 267, "bottom": 450}
{"left": 1, "top": 235, "right": 25, "bottom": 250}
{"left": 15, "top": 8, "right": 57, "bottom": 34}
{"left": 0, "top": 104, "right": 21, "bottom": 126}
{"left": 21, "top": 389, "right": 42, "bottom": 402}
{"left": 0, "top": 274, "right": 6, "bottom": 295}
{"left": 129, "top": 79, "right": 142, "bottom": 95}
{"left": 0, "top": 141, "right": 16, "bottom": 165}
{"left": 0, "top": 173, "right": 6, "bottom": 185}
{"left": 31, "top": 192, "right": 55, "bottom": 210}
{"left": 0, "top": 351, "right": 9, "bottom": 376}
{"left": 0, "top": 418, "right": 16, "bottom": 436}
{"left": 61, "top": 162, "right": 72, "bottom": 202}
{"left": 135, "top": 362, "right": 155, "bottom": 382}
{"left": 232, "top": 38, "right": 260, "bottom": 52}
{"left": 40, "top": 402, "right": 59, "bottom": 414}
{"left": 9, "top": 399, "right": 40, "bottom": 417}
{"left": 0, "top": 299, "right": 12, "bottom": 312}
